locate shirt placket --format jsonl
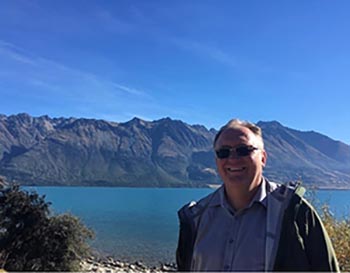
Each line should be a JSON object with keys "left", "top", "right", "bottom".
{"left": 223, "top": 214, "right": 241, "bottom": 271}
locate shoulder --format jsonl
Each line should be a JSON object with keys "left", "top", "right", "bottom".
{"left": 265, "top": 178, "right": 313, "bottom": 219}
{"left": 266, "top": 178, "right": 306, "bottom": 200}
{"left": 178, "top": 186, "right": 222, "bottom": 222}
{"left": 278, "top": 184, "right": 320, "bottom": 228}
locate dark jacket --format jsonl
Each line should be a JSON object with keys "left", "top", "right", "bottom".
{"left": 176, "top": 180, "right": 339, "bottom": 272}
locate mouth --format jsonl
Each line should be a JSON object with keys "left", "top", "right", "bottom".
{"left": 226, "top": 167, "right": 246, "bottom": 173}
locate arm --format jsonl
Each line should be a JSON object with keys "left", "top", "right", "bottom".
{"left": 273, "top": 195, "right": 339, "bottom": 272}
{"left": 176, "top": 208, "right": 194, "bottom": 272}
{"left": 300, "top": 200, "right": 339, "bottom": 272}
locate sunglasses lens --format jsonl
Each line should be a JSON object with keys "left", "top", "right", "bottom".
{"left": 216, "top": 148, "right": 230, "bottom": 159}
{"left": 216, "top": 146, "right": 257, "bottom": 159}
{"left": 236, "top": 146, "right": 252, "bottom": 157}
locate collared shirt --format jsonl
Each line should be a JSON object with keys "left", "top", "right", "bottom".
{"left": 191, "top": 180, "right": 268, "bottom": 272}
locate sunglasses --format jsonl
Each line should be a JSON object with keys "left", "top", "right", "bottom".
{"left": 215, "top": 145, "right": 258, "bottom": 159}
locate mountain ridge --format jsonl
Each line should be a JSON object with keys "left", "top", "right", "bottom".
{"left": 0, "top": 113, "right": 349, "bottom": 188}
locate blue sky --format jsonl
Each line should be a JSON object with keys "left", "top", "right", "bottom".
{"left": 0, "top": 1, "right": 350, "bottom": 144}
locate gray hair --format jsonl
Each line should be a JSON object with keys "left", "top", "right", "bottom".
{"left": 213, "top": 119, "right": 264, "bottom": 149}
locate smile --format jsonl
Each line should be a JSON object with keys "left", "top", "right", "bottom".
{"left": 226, "top": 167, "right": 246, "bottom": 172}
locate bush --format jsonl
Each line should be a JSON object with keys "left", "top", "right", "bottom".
{"left": 0, "top": 182, "right": 94, "bottom": 271}
{"left": 319, "top": 204, "right": 350, "bottom": 272}
{"left": 305, "top": 187, "right": 350, "bottom": 271}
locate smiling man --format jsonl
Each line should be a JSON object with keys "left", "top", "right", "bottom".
{"left": 176, "top": 119, "right": 339, "bottom": 272}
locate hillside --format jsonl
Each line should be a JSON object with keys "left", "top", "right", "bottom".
{"left": 0, "top": 114, "right": 349, "bottom": 188}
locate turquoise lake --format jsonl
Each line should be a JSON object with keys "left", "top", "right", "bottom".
{"left": 26, "top": 187, "right": 350, "bottom": 266}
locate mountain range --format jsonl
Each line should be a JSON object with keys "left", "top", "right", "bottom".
{"left": 0, "top": 113, "right": 349, "bottom": 188}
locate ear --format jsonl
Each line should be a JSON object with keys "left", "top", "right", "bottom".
{"left": 261, "top": 150, "right": 267, "bottom": 167}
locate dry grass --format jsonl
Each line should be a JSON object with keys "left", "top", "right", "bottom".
{"left": 319, "top": 204, "right": 350, "bottom": 272}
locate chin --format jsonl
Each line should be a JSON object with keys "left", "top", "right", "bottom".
{"left": 224, "top": 177, "right": 248, "bottom": 185}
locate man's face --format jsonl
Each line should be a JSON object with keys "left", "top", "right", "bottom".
{"left": 214, "top": 127, "right": 267, "bottom": 191}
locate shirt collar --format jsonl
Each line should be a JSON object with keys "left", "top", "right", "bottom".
{"left": 209, "top": 178, "right": 268, "bottom": 210}
{"left": 249, "top": 177, "right": 267, "bottom": 208}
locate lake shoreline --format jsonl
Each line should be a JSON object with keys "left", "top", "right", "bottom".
{"left": 81, "top": 255, "right": 177, "bottom": 272}
{"left": 24, "top": 184, "right": 350, "bottom": 190}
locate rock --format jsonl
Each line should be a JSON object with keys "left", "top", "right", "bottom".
{"left": 80, "top": 256, "right": 177, "bottom": 273}
{"left": 115, "top": 261, "right": 124, "bottom": 267}
{"left": 135, "top": 261, "right": 146, "bottom": 269}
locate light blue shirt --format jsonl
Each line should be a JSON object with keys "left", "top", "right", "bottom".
{"left": 191, "top": 180, "right": 267, "bottom": 271}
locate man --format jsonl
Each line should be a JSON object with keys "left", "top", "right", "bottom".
{"left": 176, "top": 119, "right": 339, "bottom": 271}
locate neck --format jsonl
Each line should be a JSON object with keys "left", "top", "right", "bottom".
{"left": 224, "top": 177, "right": 263, "bottom": 211}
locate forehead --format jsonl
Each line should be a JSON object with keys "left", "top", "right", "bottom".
{"left": 215, "top": 127, "right": 257, "bottom": 148}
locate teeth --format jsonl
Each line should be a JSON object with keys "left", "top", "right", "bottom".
{"left": 227, "top": 167, "right": 245, "bottom": 172}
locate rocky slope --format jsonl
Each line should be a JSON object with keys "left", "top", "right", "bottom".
{"left": 0, "top": 113, "right": 349, "bottom": 188}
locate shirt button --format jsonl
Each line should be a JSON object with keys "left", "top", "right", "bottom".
{"left": 224, "top": 265, "right": 230, "bottom": 270}
{"left": 229, "top": 238, "right": 234, "bottom": 244}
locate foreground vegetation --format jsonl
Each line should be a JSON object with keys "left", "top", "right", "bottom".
{"left": 319, "top": 204, "right": 350, "bottom": 271}
{"left": 0, "top": 178, "right": 94, "bottom": 271}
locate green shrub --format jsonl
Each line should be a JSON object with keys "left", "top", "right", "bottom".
{"left": 0, "top": 182, "right": 94, "bottom": 271}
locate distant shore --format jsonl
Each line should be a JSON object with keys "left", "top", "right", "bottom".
{"left": 22, "top": 184, "right": 350, "bottom": 190}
